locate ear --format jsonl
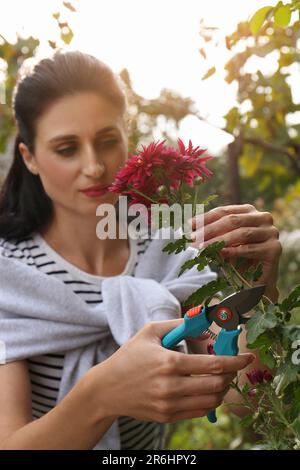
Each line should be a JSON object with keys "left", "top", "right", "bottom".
{"left": 18, "top": 142, "right": 39, "bottom": 175}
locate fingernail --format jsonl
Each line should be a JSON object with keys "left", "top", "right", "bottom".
{"left": 190, "top": 232, "right": 196, "bottom": 241}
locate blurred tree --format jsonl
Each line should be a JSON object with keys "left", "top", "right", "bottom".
{"left": 250, "top": 1, "right": 300, "bottom": 35}
{"left": 0, "top": 1, "right": 200, "bottom": 186}
{"left": 0, "top": 1, "right": 77, "bottom": 157}
{"left": 119, "top": 67, "right": 198, "bottom": 153}
{"left": 199, "top": 18, "right": 300, "bottom": 209}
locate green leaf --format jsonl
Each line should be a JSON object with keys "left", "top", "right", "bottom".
{"left": 280, "top": 285, "right": 300, "bottom": 312}
{"left": 274, "top": 5, "right": 292, "bottom": 27}
{"left": 240, "top": 414, "right": 256, "bottom": 428}
{"left": 252, "top": 263, "right": 263, "bottom": 282}
{"left": 200, "top": 194, "right": 219, "bottom": 206}
{"left": 201, "top": 240, "right": 226, "bottom": 258}
{"left": 246, "top": 305, "right": 278, "bottom": 344}
{"left": 162, "top": 236, "right": 190, "bottom": 255}
{"left": 283, "top": 382, "right": 300, "bottom": 421}
{"left": 273, "top": 360, "right": 300, "bottom": 394}
{"left": 202, "top": 66, "right": 216, "bottom": 81}
{"left": 61, "top": 27, "right": 74, "bottom": 45}
{"left": 178, "top": 255, "right": 207, "bottom": 277}
{"left": 247, "top": 331, "right": 274, "bottom": 349}
{"left": 249, "top": 6, "right": 274, "bottom": 35}
{"left": 183, "top": 278, "right": 227, "bottom": 307}
{"left": 291, "top": 418, "right": 300, "bottom": 440}
{"left": 258, "top": 348, "right": 276, "bottom": 369}
{"left": 178, "top": 241, "right": 225, "bottom": 276}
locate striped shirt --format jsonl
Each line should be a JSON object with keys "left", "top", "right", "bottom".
{"left": 0, "top": 231, "right": 166, "bottom": 450}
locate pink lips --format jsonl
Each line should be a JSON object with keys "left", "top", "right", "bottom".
{"left": 80, "top": 185, "right": 110, "bottom": 198}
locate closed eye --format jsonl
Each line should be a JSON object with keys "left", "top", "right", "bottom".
{"left": 56, "top": 146, "right": 77, "bottom": 157}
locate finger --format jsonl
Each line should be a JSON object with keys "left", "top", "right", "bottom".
{"left": 198, "top": 212, "right": 275, "bottom": 243}
{"left": 200, "top": 226, "right": 276, "bottom": 249}
{"left": 220, "top": 239, "right": 282, "bottom": 261}
{"left": 190, "top": 204, "right": 256, "bottom": 229}
{"left": 166, "top": 393, "right": 224, "bottom": 414}
{"left": 170, "top": 372, "right": 236, "bottom": 396}
{"left": 173, "top": 352, "right": 255, "bottom": 376}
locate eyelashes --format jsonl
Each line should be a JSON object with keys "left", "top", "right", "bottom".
{"left": 55, "top": 139, "right": 119, "bottom": 157}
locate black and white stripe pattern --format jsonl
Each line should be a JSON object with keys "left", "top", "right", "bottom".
{"left": 0, "top": 233, "right": 165, "bottom": 449}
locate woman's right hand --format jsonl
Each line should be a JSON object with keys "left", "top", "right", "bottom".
{"left": 89, "top": 318, "right": 255, "bottom": 423}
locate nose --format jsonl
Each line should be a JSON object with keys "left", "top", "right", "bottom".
{"left": 81, "top": 147, "right": 105, "bottom": 179}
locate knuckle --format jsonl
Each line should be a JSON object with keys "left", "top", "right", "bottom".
{"left": 157, "top": 380, "right": 173, "bottom": 399}
{"left": 160, "top": 354, "right": 180, "bottom": 374}
{"left": 144, "top": 322, "right": 156, "bottom": 334}
{"left": 211, "top": 394, "right": 223, "bottom": 408}
{"left": 271, "top": 226, "right": 280, "bottom": 239}
{"left": 220, "top": 206, "right": 231, "bottom": 217}
{"left": 155, "top": 401, "right": 173, "bottom": 418}
{"left": 211, "top": 359, "right": 224, "bottom": 375}
{"left": 262, "top": 211, "right": 274, "bottom": 226}
{"left": 227, "top": 214, "right": 241, "bottom": 228}
{"left": 243, "top": 228, "right": 253, "bottom": 242}
{"left": 244, "top": 204, "right": 255, "bottom": 212}
{"left": 274, "top": 239, "right": 283, "bottom": 256}
{"left": 213, "top": 376, "right": 226, "bottom": 393}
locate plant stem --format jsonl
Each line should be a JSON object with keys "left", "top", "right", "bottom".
{"left": 131, "top": 188, "right": 157, "bottom": 204}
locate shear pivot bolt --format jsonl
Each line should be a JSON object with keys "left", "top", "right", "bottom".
{"left": 216, "top": 307, "right": 232, "bottom": 322}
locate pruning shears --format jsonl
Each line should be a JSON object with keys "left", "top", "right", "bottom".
{"left": 161, "top": 285, "right": 266, "bottom": 423}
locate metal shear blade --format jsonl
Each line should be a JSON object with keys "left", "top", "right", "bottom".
{"left": 206, "top": 285, "right": 266, "bottom": 330}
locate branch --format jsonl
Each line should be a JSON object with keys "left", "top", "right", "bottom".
{"left": 244, "top": 137, "right": 300, "bottom": 175}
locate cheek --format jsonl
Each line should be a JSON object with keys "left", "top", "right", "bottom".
{"left": 38, "top": 155, "right": 76, "bottom": 195}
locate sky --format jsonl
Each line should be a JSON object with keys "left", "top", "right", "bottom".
{"left": 0, "top": 0, "right": 281, "bottom": 154}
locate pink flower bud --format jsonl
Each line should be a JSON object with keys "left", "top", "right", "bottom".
{"left": 207, "top": 343, "right": 216, "bottom": 355}
{"left": 263, "top": 370, "right": 273, "bottom": 382}
{"left": 246, "top": 369, "right": 264, "bottom": 385}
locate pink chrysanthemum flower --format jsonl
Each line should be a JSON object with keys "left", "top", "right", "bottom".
{"left": 109, "top": 138, "right": 214, "bottom": 207}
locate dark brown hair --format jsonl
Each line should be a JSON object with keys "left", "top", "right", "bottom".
{"left": 0, "top": 50, "right": 128, "bottom": 240}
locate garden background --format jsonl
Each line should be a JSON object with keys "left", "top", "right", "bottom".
{"left": 0, "top": 0, "right": 299, "bottom": 449}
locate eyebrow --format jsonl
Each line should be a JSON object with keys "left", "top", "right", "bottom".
{"left": 48, "top": 126, "right": 119, "bottom": 144}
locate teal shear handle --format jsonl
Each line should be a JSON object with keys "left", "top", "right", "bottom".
{"left": 162, "top": 311, "right": 242, "bottom": 425}
{"left": 207, "top": 327, "right": 242, "bottom": 423}
{"left": 162, "top": 306, "right": 210, "bottom": 350}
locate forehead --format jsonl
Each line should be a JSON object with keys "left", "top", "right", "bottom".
{"left": 36, "top": 92, "right": 124, "bottom": 142}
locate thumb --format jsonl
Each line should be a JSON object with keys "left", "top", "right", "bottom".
{"left": 147, "top": 318, "right": 184, "bottom": 340}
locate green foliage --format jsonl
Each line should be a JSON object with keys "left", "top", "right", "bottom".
{"left": 250, "top": 6, "right": 274, "bottom": 34}
{"left": 250, "top": 1, "right": 300, "bottom": 34}
{"left": 183, "top": 278, "right": 228, "bottom": 307}
{"left": 199, "top": 6, "right": 300, "bottom": 209}
{"left": 0, "top": 1, "right": 76, "bottom": 160}
{"left": 163, "top": 236, "right": 191, "bottom": 255}
{"left": 165, "top": 405, "right": 255, "bottom": 450}
{"left": 178, "top": 241, "right": 225, "bottom": 276}
{"left": 246, "top": 305, "right": 278, "bottom": 344}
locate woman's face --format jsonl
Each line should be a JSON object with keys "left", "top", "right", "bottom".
{"left": 20, "top": 92, "right": 128, "bottom": 218}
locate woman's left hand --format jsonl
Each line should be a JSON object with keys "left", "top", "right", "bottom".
{"left": 189, "top": 204, "right": 282, "bottom": 302}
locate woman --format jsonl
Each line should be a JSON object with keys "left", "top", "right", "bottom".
{"left": 0, "top": 51, "right": 281, "bottom": 450}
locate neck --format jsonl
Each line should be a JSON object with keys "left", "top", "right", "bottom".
{"left": 39, "top": 208, "right": 128, "bottom": 276}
